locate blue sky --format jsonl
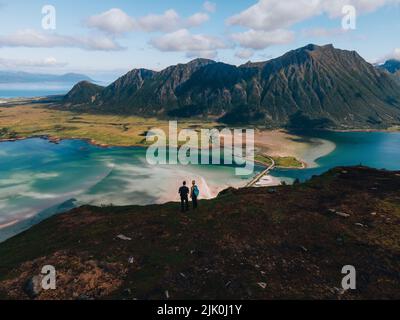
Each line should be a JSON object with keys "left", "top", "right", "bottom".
{"left": 0, "top": 0, "right": 399, "bottom": 82}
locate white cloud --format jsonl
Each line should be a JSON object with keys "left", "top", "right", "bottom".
{"left": 137, "top": 9, "right": 180, "bottom": 32}
{"left": 186, "top": 12, "right": 210, "bottom": 27}
{"left": 138, "top": 9, "right": 209, "bottom": 32}
{"left": 235, "top": 49, "right": 254, "bottom": 60}
{"left": 231, "top": 29, "right": 294, "bottom": 50}
{"left": 392, "top": 48, "right": 400, "bottom": 60}
{"left": 227, "top": 0, "right": 320, "bottom": 32}
{"left": 320, "top": 0, "right": 400, "bottom": 18}
{"left": 227, "top": 0, "right": 400, "bottom": 50}
{"left": 150, "top": 29, "right": 226, "bottom": 58}
{"left": 86, "top": 8, "right": 136, "bottom": 35}
{"left": 203, "top": 1, "right": 217, "bottom": 13}
{"left": 0, "top": 29, "right": 124, "bottom": 51}
{"left": 83, "top": 36, "right": 124, "bottom": 51}
{"left": 227, "top": 0, "right": 400, "bottom": 31}
{"left": 378, "top": 48, "right": 400, "bottom": 64}
{"left": 86, "top": 8, "right": 209, "bottom": 34}
{"left": 0, "top": 56, "right": 68, "bottom": 68}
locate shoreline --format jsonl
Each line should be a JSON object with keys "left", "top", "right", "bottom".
{"left": 1, "top": 96, "right": 400, "bottom": 134}
{"left": 0, "top": 130, "right": 333, "bottom": 192}
{"left": 324, "top": 127, "right": 400, "bottom": 133}
{"left": 0, "top": 134, "right": 317, "bottom": 175}
{"left": 1, "top": 127, "right": 396, "bottom": 240}
{"left": 0, "top": 132, "right": 313, "bottom": 166}
{"left": 0, "top": 134, "right": 143, "bottom": 149}
{"left": 0, "top": 104, "right": 397, "bottom": 172}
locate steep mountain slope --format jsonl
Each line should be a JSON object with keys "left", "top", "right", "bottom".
{"left": 62, "top": 81, "right": 104, "bottom": 106}
{"left": 88, "top": 58, "right": 215, "bottom": 114}
{"left": 99, "top": 68, "right": 156, "bottom": 110}
{"left": 62, "top": 44, "right": 400, "bottom": 129}
{"left": 130, "top": 58, "right": 216, "bottom": 114}
{"left": 180, "top": 44, "right": 400, "bottom": 128}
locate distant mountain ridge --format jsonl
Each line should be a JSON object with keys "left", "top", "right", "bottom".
{"left": 380, "top": 59, "right": 400, "bottom": 74}
{"left": 379, "top": 59, "right": 400, "bottom": 79}
{"left": 62, "top": 44, "right": 400, "bottom": 129}
{"left": 0, "top": 71, "right": 93, "bottom": 84}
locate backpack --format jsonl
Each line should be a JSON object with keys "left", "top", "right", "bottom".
{"left": 193, "top": 185, "right": 200, "bottom": 197}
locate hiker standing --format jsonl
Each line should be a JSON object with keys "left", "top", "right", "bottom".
{"left": 190, "top": 180, "right": 199, "bottom": 210}
{"left": 179, "top": 181, "right": 189, "bottom": 212}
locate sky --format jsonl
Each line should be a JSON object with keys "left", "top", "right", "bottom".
{"left": 0, "top": 0, "right": 399, "bottom": 82}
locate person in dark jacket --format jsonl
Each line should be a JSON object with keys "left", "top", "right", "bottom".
{"left": 179, "top": 181, "right": 189, "bottom": 212}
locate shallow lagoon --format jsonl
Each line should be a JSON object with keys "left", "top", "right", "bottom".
{"left": 1, "top": 131, "right": 400, "bottom": 242}
{"left": 0, "top": 138, "right": 260, "bottom": 241}
{"left": 271, "top": 131, "right": 400, "bottom": 182}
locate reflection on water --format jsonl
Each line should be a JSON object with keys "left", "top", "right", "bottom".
{"left": 0, "top": 138, "right": 260, "bottom": 241}
{"left": 2, "top": 131, "right": 400, "bottom": 242}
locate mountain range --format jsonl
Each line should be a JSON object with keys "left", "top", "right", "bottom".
{"left": 0, "top": 71, "right": 93, "bottom": 84}
{"left": 61, "top": 44, "right": 400, "bottom": 129}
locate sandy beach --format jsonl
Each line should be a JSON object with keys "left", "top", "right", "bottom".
{"left": 157, "top": 167, "right": 247, "bottom": 203}
{"left": 249, "top": 129, "right": 336, "bottom": 187}
{"left": 253, "top": 129, "right": 336, "bottom": 167}
{"left": 159, "top": 129, "right": 338, "bottom": 197}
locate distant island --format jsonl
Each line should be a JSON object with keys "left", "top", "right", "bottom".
{"left": 0, "top": 71, "right": 93, "bottom": 84}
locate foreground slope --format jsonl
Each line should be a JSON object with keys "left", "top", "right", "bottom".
{"left": 61, "top": 44, "right": 400, "bottom": 129}
{"left": 0, "top": 166, "right": 399, "bottom": 300}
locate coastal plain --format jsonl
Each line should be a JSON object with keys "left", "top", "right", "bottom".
{"left": 0, "top": 103, "right": 320, "bottom": 168}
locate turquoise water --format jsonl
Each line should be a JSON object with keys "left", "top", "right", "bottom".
{"left": 0, "top": 89, "right": 67, "bottom": 98}
{"left": 271, "top": 131, "right": 400, "bottom": 182}
{"left": 0, "top": 138, "right": 259, "bottom": 241}
{"left": 1, "top": 131, "right": 400, "bottom": 242}
{"left": 0, "top": 82, "right": 72, "bottom": 98}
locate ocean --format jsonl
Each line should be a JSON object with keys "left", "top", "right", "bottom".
{"left": 0, "top": 82, "right": 73, "bottom": 98}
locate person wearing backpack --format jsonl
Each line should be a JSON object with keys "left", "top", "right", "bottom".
{"left": 190, "top": 180, "right": 199, "bottom": 210}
